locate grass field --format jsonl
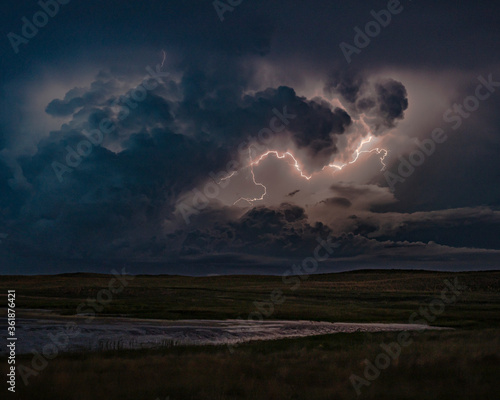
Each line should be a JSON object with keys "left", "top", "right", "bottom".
{"left": 1, "top": 270, "right": 499, "bottom": 399}
{"left": 1, "top": 270, "right": 499, "bottom": 327}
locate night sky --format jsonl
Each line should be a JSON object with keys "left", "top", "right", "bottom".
{"left": 1, "top": 0, "right": 499, "bottom": 274}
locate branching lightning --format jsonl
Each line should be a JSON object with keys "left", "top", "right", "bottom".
{"left": 251, "top": 151, "right": 313, "bottom": 180}
{"left": 324, "top": 135, "right": 388, "bottom": 172}
{"left": 222, "top": 135, "right": 388, "bottom": 206}
{"left": 233, "top": 153, "right": 268, "bottom": 205}
{"left": 232, "top": 150, "right": 312, "bottom": 205}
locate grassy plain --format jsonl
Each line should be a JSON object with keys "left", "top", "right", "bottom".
{"left": 1, "top": 270, "right": 499, "bottom": 399}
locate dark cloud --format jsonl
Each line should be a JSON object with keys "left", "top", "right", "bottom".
{"left": 288, "top": 101, "right": 351, "bottom": 164}
{"left": 46, "top": 97, "right": 85, "bottom": 117}
{"left": 0, "top": 0, "right": 499, "bottom": 274}
{"left": 373, "top": 79, "right": 409, "bottom": 129}
{"left": 0, "top": 65, "right": 353, "bottom": 266}
{"left": 180, "top": 203, "right": 331, "bottom": 258}
{"left": 325, "top": 71, "right": 408, "bottom": 134}
{"left": 324, "top": 69, "right": 365, "bottom": 104}
{"left": 321, "top": 197, "right": 352, "bottom": 208}
{"left": 175, "top": 203, "right": 500, "bottom": 270}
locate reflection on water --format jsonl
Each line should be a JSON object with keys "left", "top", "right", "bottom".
{"left": 1, "top": 316, "right": 447, "bottom": 355}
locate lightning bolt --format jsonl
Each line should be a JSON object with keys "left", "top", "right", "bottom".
{"left": 233, "top": 150, "right": 312, "bottom": 205}
{"left": 233, "top": 157, "right": 267, "bottom": 205}
{"left": 324, "top": 135, "right": 388, "bottom": 172}
{"left": 250, "top": 151, "right": 313, "bottom": 180}
{"left": 218, "top": 171, "right": 238, "bottom": 182}
{"left": 223, "top": 135, "right": 388, "bottom": 206}
{"left": 160, "top": 50, "right": 166, "bottom": 69}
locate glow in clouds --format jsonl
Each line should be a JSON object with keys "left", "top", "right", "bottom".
{"left": 325, "top": 135, "right": 388, "bottom": 171}
{"left": 223, "top": 135, "right": 388, "bottom": 205}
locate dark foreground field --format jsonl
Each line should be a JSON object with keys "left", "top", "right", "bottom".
{"left": 1, "top": 270, "right": 499, "bottom": 399}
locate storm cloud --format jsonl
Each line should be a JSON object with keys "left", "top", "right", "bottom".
{"left": 0, "top": 0, "right": 499, "bottom": 274}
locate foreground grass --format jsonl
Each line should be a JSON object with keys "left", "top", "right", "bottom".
{"left": 4, "top": 329, "right": 499, "bottom": 400}
{"left": 1, "top": 271, "right": 498, "bottom": 398}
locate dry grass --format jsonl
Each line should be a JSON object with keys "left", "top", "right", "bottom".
{"left": 5, "top": 329, "right": 499, "bottom": 400}
{"left": 1, "top": 270, "right": 499, "bottom": 399}
{"left": 1, "top": 270, "right": 499, "bottom": 328}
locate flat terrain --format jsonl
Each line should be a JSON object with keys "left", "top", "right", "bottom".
{"left": 0, "top": 270, "right": 499, "bottom": 399}
{"left": 1, "top": 270, "right": 499, "bottom": 328}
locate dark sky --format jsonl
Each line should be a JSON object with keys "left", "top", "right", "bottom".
{"left": 1, "top": 0, "right": 499, "bottom": 274}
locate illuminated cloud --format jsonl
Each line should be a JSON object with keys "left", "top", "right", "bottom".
{"left": 0, "top": 0, "right": 499, "bottom": 273}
